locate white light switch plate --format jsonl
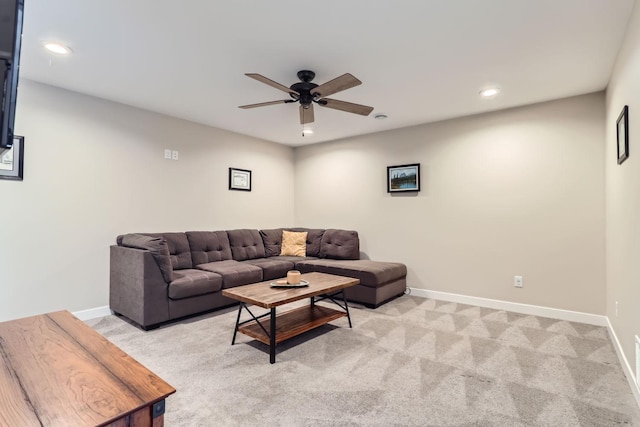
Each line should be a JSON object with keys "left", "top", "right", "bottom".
{"left": 514, "top": 276, "right": 523, "bottom": 288}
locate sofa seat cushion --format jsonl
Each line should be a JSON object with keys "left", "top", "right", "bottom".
{"left": 197, "top": 260, "right": 263, "bottom": 288}
{"left": 271, "top": 255, "right": 319, "bottom": 264}
{"left": 296, "top": 260, "right": 406, "bottom": 288}
{"left": 242, "top": 258, "right": 295, "bottom": 281}
{"left": 169, "top": 269, "right": 223, "bottom": 299}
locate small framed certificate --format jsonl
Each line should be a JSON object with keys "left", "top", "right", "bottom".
{"left": 617, "top": 105, "right": 629, "bottom": 165}
{"left": 0, "top": 135, "right": 24, "bottom": 181}
{"left": 229, "top": 167, "right": 251, "bottom": 191}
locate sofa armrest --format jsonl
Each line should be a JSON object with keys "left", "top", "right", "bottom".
{"left": 110, "top": 245, "right": 170, "bottom": 328}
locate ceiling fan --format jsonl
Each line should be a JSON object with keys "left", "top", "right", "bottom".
{"left": 239, "top": 70, "right": 374, "bottom": 125}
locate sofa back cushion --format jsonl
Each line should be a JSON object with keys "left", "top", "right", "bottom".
{"left": 186, "top": 231, "right": 232, "bottom": 265}
{"left": 147, "top": 232, "right": 193, "bottom": 269}
{"left": 260, "top": 228, "right": 283, "bottom": 257}
{"left": 260, "top": 227, "right": 325, "bottom": 258}
{"left": 117, "top": 233, "right": 173, "bottom": 282}
{"left": 227, "top": 229, "right": 266, "bottom": 261}
{"left": 320, "top": 229, "right": 360, "bottom": 260}
{"left": 289, "top": 228, "right": 325, "bottom": 257}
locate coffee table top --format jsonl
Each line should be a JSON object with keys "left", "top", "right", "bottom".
{"left": 222, "top": 272, "right": 359, "bottom": 308}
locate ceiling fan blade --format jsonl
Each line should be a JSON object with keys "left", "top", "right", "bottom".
{"left": 300, "top": 104, "right": 315, "bottom": 124}
{"left": 311, "top": 73, "right": 361, "bottom": 98}
{"left": 245, "top": 73, "right": 300, "bottom": 96}
{"left": 238, "top": 100, "right": 293, "bottom": 109}
{"left": 318, "top": 98, "right": 374, "bottom": 116}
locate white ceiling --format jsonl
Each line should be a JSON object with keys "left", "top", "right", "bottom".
{"left": 19, "top": 0, "right": 635, "bottom": 147}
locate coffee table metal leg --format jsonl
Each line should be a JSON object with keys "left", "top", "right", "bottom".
{"left": 342, "top": 292, "right": 353, "bottom": 328}
{"left": 270, "top": 308, "right": 276, "bottom": 364}
{"left": 231, "top": 303, "right": 244, "bottom": 345}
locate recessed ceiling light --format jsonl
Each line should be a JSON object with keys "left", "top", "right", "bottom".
{"left": 43, "top": 42, "right": 72, "bottom": 55}
{"left": 479, "top": 87, "right": 500, "bottom": 98}
{"left": 302, "top": 129, "right": 314, "bottom": 135}
{"left": 374, "top": 113, "right": 388, "bottom": 120}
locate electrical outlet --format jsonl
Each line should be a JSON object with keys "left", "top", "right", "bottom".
{"left": 164, "top": 149, "right": 172, "bottom": 159}
{"left": 172, "top": 150, "right": 179, "bottom": 160}
{"left": 514, "top": 276, "right": 523, "bottom": 288}
{"left": 616, "top": 301, "right": 619, "bottom": 317}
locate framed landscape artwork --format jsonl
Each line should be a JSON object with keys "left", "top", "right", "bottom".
{"left": 617, "top": 105, "right": 629, "bottom": 165}
{"left": 0, "top": 136, "right": 24, "bottom": 181}
{"left": 229, "top": 167, "right": 251, "bottom": 191}
{"left": 387, "top": 163, "right": 420, "bottom": 193}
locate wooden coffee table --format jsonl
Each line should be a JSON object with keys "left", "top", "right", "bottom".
{"left": 222, "top": 272, "right": 359, "bottom": 363}
{"left": 0, "top": 311, "right": 175, "bottom": 427}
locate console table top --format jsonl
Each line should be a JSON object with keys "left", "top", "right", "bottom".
{"left": 0, "top": 310, "right": 175, "bottom": 426}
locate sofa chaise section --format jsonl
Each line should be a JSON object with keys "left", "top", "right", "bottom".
{"left": 291, "top": 229, "right": 407, "bottom": 308}
{"left": 242, "top": 228, "right": 407, "bottom": 307}
{"left": 295, "top": 259, "right": 407, "bottom": 308}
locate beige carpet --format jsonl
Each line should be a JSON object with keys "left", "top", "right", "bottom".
{"left": 89, "top": 295, "right": 640, "bottom": 426}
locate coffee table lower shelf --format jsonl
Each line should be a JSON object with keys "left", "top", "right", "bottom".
{"left": 238, "top": 305, "right": 346, "bottom": 345}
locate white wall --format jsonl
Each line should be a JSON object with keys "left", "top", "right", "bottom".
{"left": 0, "top": 80, "right": 295, "bottom": 321}
{"left": 606, "top": 2, "right": 640, "bottom": 379}
{"left": 0, "top": 80, "right": 610, "bottom": 324}
{"left": 295, "top": 93, "right": 606, "bottom": 315}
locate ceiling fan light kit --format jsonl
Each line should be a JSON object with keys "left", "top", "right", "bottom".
{"left": 43, "top": 41, "right": 72, "bottom": 55}
{"left": 479, "top": 87, "right": 500, "bottom": 98}
{"left": 239, "top": 70, "right": 374, "bottom": 128}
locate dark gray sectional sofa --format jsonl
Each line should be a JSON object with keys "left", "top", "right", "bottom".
{"left": 110, "top": 228, "right": 407, "bottom": 329}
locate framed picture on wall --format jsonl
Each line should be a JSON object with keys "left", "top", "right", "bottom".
{"left": 0, "top": 135, "right": 24, "bottom": 181}
{"left": 229, "top": 167, "right": 251, "bottom": 191}
{"left": 387, "top": 163, "right": 420, "bottom": 192}
{"left": 617, "top": 105, "right": 629, "bottom": 165}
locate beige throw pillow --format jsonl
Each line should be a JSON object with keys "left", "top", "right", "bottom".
{"left": 280, "top": 230, "right": 307, "bottom": 257}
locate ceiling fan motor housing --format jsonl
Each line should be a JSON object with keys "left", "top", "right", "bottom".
{"left": 290, "top": 84, "right": 318, "bottom": 107}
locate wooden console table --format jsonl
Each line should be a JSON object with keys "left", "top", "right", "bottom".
{"left": 0, "top": 310, "right": 175, "bottom": 426}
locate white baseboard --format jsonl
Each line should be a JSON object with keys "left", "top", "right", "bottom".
{"left": 606, "top": 318, "right": 640, "bottom": 408}
{"left": 408, "top": 288, "right": 608, "bottom": 326}
{"left": 72, "top": 306, "right": 112, "bottom": 321}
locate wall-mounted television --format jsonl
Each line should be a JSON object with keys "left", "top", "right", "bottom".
{"left": 0, "top": 0, "right": 24, "bottom": 149}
